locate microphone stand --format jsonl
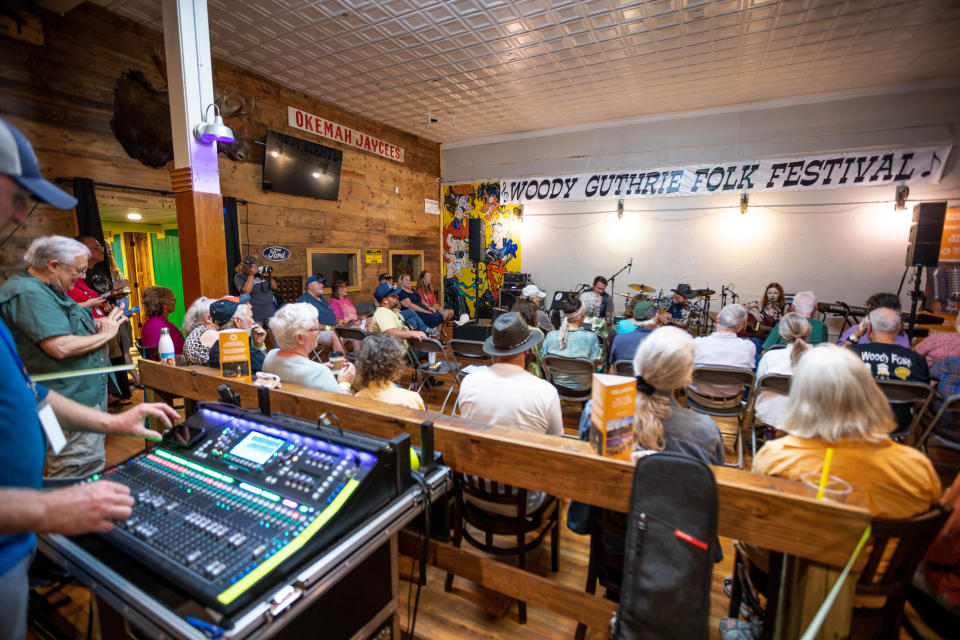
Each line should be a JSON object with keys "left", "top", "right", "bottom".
{"left": 605, "top": 259, "right": 632, "bottom": 317}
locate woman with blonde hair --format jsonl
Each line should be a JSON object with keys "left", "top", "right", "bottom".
{"left": 753, "top": 346, "right": 940, "bottom": 518}
{"left": 631, "top": 326, "right": 725, "bottom": 464}
{"left": 181, "top": 296, "right": 219, "bottom": 366}
{"left": 541, "top": 300, "right": 603, "bottom": 390}
{"left": 752, "top": 312, "right": 810, "bottom": 428}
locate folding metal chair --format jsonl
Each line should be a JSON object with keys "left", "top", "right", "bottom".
{"left": 611, "top": 359, "right": 634, "bottom": 376}
{"left": 410, "top": 337, "right": 459, "bottom": 399}
{"left": 747, "top": 373, "right": 791, "bottom": 459}
{"left": 915, "top": 392, "right": 960, "bottom": 451}
{"left": 445, "top": 339, "right": 492, "bottom": 415}
{"left": 684, "top": 366, "right": 755, "bottom": 469}
{"left": 334, "top": 325, "right": 368, "bottom": 364}
{"left": 542, "top": 355, "right": 595, "bottom": 403}
{"left": 875, "top": 379, "right": 935, "bottom": 442}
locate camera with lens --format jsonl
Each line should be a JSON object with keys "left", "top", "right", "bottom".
{"left": 257, "top": 265, "right": 273, "bottom": 275}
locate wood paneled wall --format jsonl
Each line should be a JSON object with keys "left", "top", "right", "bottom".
{"left": 0, "top": 3, "right": 441, "bottom": 301}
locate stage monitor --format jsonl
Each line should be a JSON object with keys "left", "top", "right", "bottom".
{"left": 263, "top": 130, "right": 342, "bottom": 201}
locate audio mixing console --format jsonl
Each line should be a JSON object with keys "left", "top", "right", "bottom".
{"left": 81, "top": 403, "right": 407, "bottom": 616}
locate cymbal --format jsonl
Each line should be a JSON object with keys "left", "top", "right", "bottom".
{"left": 694, "top": 288, "right": 716, "bottom": 297}
{"left": 628, "top": 283, "right": 655, "bottom": 293}
{"left": 613, "top": 292, "right": 632, "bottom": 298}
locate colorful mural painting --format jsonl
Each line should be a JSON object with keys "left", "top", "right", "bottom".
{"left": 441, "top": 182, "right": 522, "bottom": 316}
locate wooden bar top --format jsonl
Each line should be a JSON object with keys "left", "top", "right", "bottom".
{"left": 140, "top": 361, "right": 871, "bottom": 568}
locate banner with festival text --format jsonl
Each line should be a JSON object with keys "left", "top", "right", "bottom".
{"left": 499, "top": 146, "right": 951, "bottom": 204}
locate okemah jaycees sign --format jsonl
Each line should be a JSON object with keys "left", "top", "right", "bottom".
{"left": 500, "top": 146, "right": 951, "bottom": 204}
{"left": 288, "top": 106, "right": 405, "bottom": 163}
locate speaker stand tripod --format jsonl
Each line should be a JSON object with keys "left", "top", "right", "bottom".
{"left": 907, "top": 265, "right": 925, "bottom": 341}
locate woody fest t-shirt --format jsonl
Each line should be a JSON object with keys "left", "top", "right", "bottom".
{"left": 850, "top": 342, "right": 929, "bottom": 431}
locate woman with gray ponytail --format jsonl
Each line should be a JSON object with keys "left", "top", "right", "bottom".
{"left": 541, "top": 300, "right": 603, "bottom": 389}
{"left": 753, "top": 312, "right": 811, "bottom": 428}
{"left": 630, "top": 326, "right": 725, "bottom": 464}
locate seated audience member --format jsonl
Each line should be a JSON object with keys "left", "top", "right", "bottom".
{"left": 296, "top": 275, "right": 347, "bottom": 353}
{"left": 581, "top": 295, "right": 608, "bottom": 340}
{"left": 917, "top": 314, "right": 960, "bottom": 366}
{"left": 521, "top": 283, "right": 555, "bottom": 334}
{"left": 0, "top": 235, "right": 127, "bottom": 477}
{"left": 836, "top": 292, "right": 909, "bottom": 348}
{"left": 845, "top": 307, "right": 929, "bottom": 432}
{"left": 140, "top": 286, "right": 185, "bottom": 358}
{"left": 689, "top": 303, "right": 756, "bottom": 398}
{"left": 511, "top": 297, "right": 546, "bottom": 377}
{"left": 761, "top": 290, "right": 828, "bottom": 350}
{"left": 579, "top": 275, "right": 613, "bottom": 319}
{"left": 924, "top": 355, "right": 960, "bottom": 484}
{"left": 371, "top": 282, "right": 428, "bottom": 342}
{"left": 397, "top": 272, "right": 453, "bottom": 331}
{"left": 376, "top": 272, "right": 432, "bottom": 334}
{"left": 354, "top": 333, "right": 425, "bottom": 410}
{"left": 415, "top": 270, "right": 450, "bottom": 319}
{"left": 657, "top": 283, "right": 696, "bottom": 330}
{"left": 609, "top": 300, "right": 658, "bottom": 365}
{"left": 206, "top": 296, "right": 268, "bottom": 374}
{"left": 328, "top": 279, "right": 364, "bottom": 327}
{"left": 753, "top": 345, "right": 940, "bottom": 518}
{"left": 753, "top": 313, "right": 810, "bottom": 428}
{"left": 541, "top": 300, "right": 603, "bottom": 390}
{"left": 263, "top": 303, "right": 355, "bottom": 394}
{"left": 181, "top": 296, "right": 218, "bottom": 366}
{"left": 617, "top": 294, "right": 646, "bottom": 335}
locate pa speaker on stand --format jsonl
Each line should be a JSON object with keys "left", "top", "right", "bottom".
{"left": 904, "top": 201, "right": 947, "bottom": 339}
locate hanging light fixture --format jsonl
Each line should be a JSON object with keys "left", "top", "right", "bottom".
{"left": 193, "top": 104, "right": 235, "bottom": 145}
{"left": 895, "top": 185, "right": 909, "bottom": 210}
{"left": 617, "top": 199, "right": 624, "bottom": 219}
{"left": 740, "top": 193, "right": 749, "bottom": 215}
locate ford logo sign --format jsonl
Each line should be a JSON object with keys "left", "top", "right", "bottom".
{"left": 261, "top": 246, "right": 291, "bottom": 262}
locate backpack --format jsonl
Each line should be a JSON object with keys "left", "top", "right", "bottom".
{"left": 613, "top": 451, "right": 719, "bottom": 639}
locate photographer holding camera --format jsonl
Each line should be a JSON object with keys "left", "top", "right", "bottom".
{"left": 235, "top": 256, "right": 276, "bottom": 329}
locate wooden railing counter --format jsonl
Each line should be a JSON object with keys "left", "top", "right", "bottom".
{"left": 140, "top": 361, "right": 871, "bottom": 570}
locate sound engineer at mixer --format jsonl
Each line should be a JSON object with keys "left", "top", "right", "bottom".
{"left": 0, "top": 116, "right": 181, "bottom": 640}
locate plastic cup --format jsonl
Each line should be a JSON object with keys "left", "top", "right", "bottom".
{"left": 801, "top": 472, "right": 852, "bottom": 502}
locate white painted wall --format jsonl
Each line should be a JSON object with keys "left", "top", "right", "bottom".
{"left": 442, "top": 84, "right": 960, "bottom": 310}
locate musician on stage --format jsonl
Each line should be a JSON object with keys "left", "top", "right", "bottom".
{"left": 657, "top": 283, "right": 696, "bottom": 330}
{"left": 579, "top": 276, "right": 613, "bottom": 320}
{"left": 745, "top": 281, "right": 786, "bottom": 326}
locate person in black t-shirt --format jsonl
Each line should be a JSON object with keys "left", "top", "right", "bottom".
{"left": 846, "top": 307, "right": 929, "bottom": 431}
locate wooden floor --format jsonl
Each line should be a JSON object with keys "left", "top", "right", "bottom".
{"left": 27, "top": 377, "right": 931, "bottom": 639}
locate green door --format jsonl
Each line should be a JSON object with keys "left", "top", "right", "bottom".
{"left": 150, "top": 230, "right": 185, "bottom": 331}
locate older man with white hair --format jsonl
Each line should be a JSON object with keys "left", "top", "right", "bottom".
{"left": 690, "top": 303, "right": 756, "bottom": 398}
{"left": 264, "top": 302, "right": 355, "bottom": 393}
{"left": 761, "top": 290, "right": 828, "bottom": 351}
{"left": 0, "top": 235, "right": 128, "bottom": 477}
{"left": 846, "top": 306, "right": 929, "bottom": 432}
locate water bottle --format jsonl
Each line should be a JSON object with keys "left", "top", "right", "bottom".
{"left": 158, "top": 327, "right": 176, "bottom": 365}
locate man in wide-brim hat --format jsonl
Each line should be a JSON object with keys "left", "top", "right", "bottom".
{"left": 659, "top": 282, "right": 696, "bottom": 330}
{"left": 457, "top": 312, "right": 563, "bottom": 437}
{"left": 456, "top": 312, "right": 563, "bottom": 514}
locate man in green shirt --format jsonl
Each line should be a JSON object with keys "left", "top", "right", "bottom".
{"left": 0, "top": 235, "right": 128, "bottom": 476}
{"left": 761, "top": 290, "right": 829, "bottom": 351}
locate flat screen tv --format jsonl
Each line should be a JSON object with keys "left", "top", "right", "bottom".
{"left": 262, "top": 130, "right": 342, "bottom": 200}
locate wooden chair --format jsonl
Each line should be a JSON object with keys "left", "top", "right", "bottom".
{"left": 445, "top": 339, "right": 492, "bottom": 415}
{"left": 542, "top": 355, "right": 595, "bottom": 403}
{"left": 875, "top": 379, "right": 935, "bottom": 442}
{"left": 747, "top": 373, "right": 791, "bottom": 458}
{"left": 574, "top": 508, "right": 628, "bottom": 640}
{"left": 728, "top": 505, "right": 952, "bottom": 640}
{"left": 684, "top": 366, "right": 755, "bottom": 469}
{"left": 611, "top": 359, "right": 634, "bottom": 376}
{"left": 444, "top": 473, "right": 560, "bottom": 624}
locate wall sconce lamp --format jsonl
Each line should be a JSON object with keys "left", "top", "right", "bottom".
{"left": 617, "top": 199, "right": 624, "bottom": 219}
{"left": 740, "top": 193, "right": 749, "bottom": 215}
{"left": 895, "top": 185, "right": 909, "bottom": 210}
{"left": 193, "top": 104, "right": 235, "bottom": 145}
{"left": 516, "top": 204, "right": 523, "bottom": 221}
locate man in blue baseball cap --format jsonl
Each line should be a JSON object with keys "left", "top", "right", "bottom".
{"left": 372, "top": 282, "right": 427, "bottom": 342}
{"left": 296, "top": 274, "right": 346, "bottom": 354}
{"left": 0, "top": 117, "right": 180, "bottom": 638}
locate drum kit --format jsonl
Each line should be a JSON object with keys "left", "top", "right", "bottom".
{"left": 614, "top": 283, "right": 718, "bottom": 336}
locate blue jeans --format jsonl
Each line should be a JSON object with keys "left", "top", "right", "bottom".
{"left": 401, "top": 309, "right": 428, "bottom": 332}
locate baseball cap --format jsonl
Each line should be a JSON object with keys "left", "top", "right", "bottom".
{"left": 521, "top": 284, "right": 546, "bottom": 299}
{"left": 633, "top": 300, "right": 657, "bottom": 320}
{"left": 306, "top": 275, "right": 326, "bottom": 286}
{"left": 374, "top": 282, "right": 400, "bottom": 301}
{"left": 210, "top": 294, "right": 250, "bottom": 324}
{"left": 0, "top": 118, "right": 77, "bottom": 210}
